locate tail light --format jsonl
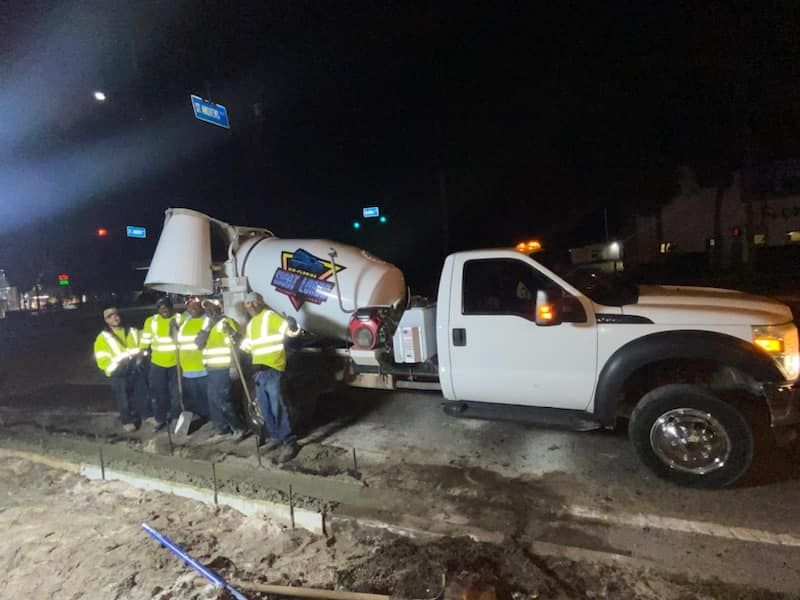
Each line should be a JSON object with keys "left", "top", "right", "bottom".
{"left": 349, "top": 309, "right": 383, "bottom": 350}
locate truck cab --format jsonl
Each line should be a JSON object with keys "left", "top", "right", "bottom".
{"left": 435, "top": 249, "right": 800, "bottom": 488}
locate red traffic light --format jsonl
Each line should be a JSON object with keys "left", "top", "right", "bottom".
{"left": 58, "top": 274, "right": 69, "bottom": 281}
{"left": 96, "top": 227, "right": 109, "bottom": 237}
{"left": 731, "top": 226, "right": 741, "bottom": 237}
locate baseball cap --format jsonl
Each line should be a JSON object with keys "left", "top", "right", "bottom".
{"left": 103, "top": 307, "right": 119, "bottom": 319}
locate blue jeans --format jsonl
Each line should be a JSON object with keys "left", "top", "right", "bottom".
{"left": 182, "top": 376, "right": 209, "bottom": 419}
{"left": 207, "top": 368, "right": 243, "bottom": 434}
{"left": 149, "top": 365, "right": 179, "bottom": 424}
{"left": 254, "top": 368, "right": 294, "bottom": 443}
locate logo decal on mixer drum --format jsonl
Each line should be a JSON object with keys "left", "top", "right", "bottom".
{"left": 270, "top": 248, "right": 346, "bottom": 310}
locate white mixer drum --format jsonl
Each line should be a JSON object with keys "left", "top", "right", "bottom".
{"left": 237, "top": 236, "right": 406, "bottom": 339}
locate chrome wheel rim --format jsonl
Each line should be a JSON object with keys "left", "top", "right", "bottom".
{"left": 649, "top": 408, "right": 731, "bottom": 475}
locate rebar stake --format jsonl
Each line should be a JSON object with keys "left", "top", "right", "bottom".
{"left": 289, "top": 484, "right": 295, "bottom": 529}
{"left": 211, "top": 462, "right": 218, "bottom": 507}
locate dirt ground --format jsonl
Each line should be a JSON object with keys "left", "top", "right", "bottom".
{"left": 1, "top": 456, "right": 795, "bottom": 600}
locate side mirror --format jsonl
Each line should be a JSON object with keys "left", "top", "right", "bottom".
{"left": 535, "top": 290, "right": 562, "bottom": 326}
{"left": 535, "top": 290, "right": 588, "bottom": 326}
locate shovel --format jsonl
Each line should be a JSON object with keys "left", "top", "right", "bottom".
{"left": 173, "top": 323, "right": 195, "bottom": 437}
{"left": 228, "top": 329, "right": 261, "bottom": 436}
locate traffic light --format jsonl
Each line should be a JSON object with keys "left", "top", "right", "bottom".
{"left": 58, "top": 274, "right": 70, "bottom": 286}
{"left": 353, "top": 220, "right": 361, "bottom": 230}
{"left": 379, "top": 215, "right": 387, "bottom": 224}
{"left": 96, "top": 227, "right": 109, "bottom": 237}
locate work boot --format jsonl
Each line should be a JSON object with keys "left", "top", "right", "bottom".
{"left": 273, "top": 442, "right": 300, "bottom": 465}
{"left": 230, "top": 428, "right": 248, "bottom": 442}
{"left": 122, "top": 423, "right": 137, "bottom": 433}
{"left": 259, "top": 438, "right": 281, "bottom": 452}
{"left": 205, "top": 430, "right": 231, "bottom": 444}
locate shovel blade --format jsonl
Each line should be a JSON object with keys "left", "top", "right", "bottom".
{"left": 174, "top": 411, "right": 195, "bottom": 436}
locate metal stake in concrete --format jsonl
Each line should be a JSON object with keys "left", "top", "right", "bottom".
{"left": 255, "top": 438, "right": 262, "bottom": 467}
{"left": 99, "top": 446, "right": 106, "bottom": 481}
{"left": 289, "top": 484, "right": 295, "bottom": 529}
{"left": 166, "top": 425, "right": 174, "bottom": 456}
{"left": 211, "top": 462, "right": 218, "bottom": 507}
{"left": 352, "top": 448, "right": 360, "bottom": 478}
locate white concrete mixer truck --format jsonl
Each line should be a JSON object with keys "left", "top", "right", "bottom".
{"left": 145, "top": 208, "right": 800, "bottom": 488}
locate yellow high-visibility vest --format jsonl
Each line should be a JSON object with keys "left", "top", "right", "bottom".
{"left": 241, "top": 309, "right": 298, "bottom": 372}
{"left": 94, "top": 327, "right": 138, "bottom": 377}
{"left": 178, "top": 316, "right": 208, "bottom": 372}
{"left": 140, "top": 313, "right": 183, "bottom": 368}
{"left": 203, "top": 317, "right": 239, "bottom": 369}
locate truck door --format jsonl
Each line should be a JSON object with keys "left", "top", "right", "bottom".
{"left": 447, "top": 256, "right": 597, "bottom": 410}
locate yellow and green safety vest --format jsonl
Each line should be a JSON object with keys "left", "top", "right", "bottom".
{"left": 203, "top": 317, "right": 240, "bottom": 369}
{"left": 140, "top": 313, "right": 183, "bottom": 368}
{"left": 94, "top": 327, "right": 141, "bottom": 377}
{"left": 178, "top": 316, "right": 208, "bottom": 373}
{"left": 241, "top": 309, "right": 298, "bottom": 372}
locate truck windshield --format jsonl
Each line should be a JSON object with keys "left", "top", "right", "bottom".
{"left": 531, "top": 252, "right": 639, "bottom": 306}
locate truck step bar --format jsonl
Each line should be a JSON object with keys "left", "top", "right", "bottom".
{"left": 442, "top": 401, "right": 603, "bottom": 431}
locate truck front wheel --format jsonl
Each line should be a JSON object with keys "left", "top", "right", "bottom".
{"left": 629, "top": 384, "right": 753, "bottom": 488}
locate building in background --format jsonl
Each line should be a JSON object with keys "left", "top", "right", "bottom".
{"left": 0, "top": 270, "right": 20, "bottom": 319}
{"left": 629, "top": 162, "right": 800, "bottom": 272}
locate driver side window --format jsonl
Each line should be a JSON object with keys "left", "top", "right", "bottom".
{"left": 462, "top": 259, "right": 556, "bottom": 320}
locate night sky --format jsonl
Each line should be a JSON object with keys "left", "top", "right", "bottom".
{"left": 1, "top": 2, "right": 799, "bottom": 293}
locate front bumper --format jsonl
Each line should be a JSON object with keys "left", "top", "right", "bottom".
{"left": 764, "top": 381, "right": 800, "bottom": 428}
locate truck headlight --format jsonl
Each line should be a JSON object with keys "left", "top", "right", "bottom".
{"left": 752, "top": 322, "right": 800, "bottom": 381}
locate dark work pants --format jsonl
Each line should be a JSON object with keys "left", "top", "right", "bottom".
{"left": 254, "top": 368, "right": 294, "bottom": 443}
{"left": 148, "top": 365, "right": 179, "bottom": 424}
{"left": 131, "top": 364, "right": 153, "bottom": 419}
{"left": 182, "top": 376, "right": 209, "bottom": 419}
{"left": 110, "top": 373, "right": 140, "bottom": 425}
{"left": 207, "top": 368, "right": 243, "bottom": 434}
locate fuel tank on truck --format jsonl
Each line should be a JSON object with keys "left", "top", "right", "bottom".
{"left": 236, "top": 236, "right": 407, "bottom": 340}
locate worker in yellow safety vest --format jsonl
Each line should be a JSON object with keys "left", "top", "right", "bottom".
{"left": 139, "top": 296, "right": 183, "bottom": 431}
{"left": 93, "top": 307, "right": 147, "bottom": 432}
{"left": 241, "top": 291, "right": 301, "bottom": 463}
{"left": 176, "top": 297, "right": 210, "bottom": 424}
{"left": 196, "top": 299, "right": 247, "bottom": 442}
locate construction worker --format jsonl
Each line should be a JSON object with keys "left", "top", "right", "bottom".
{"left": 140, "top": 296, "right": 183, "bottom": 431}
{"left": 196, "top": 299, "right": 247, "bottom": 441}
{"left": 176, "top": 297, "right": 210, "bottom": 422}
{"left": 93, "top": 307, "right": 145, "bottom": 432}
{"left": 241, "top": 291, "right": 301, "bottom": 463}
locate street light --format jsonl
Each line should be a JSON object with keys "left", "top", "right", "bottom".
{"left": 93, "top": 90, "right": 107, "bottom": 102}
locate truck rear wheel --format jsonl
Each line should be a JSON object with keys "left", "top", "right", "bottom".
{"left": 629, "top": 384, "right": 753, "bottom": 488}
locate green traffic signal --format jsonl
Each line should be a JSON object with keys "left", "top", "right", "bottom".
{"left": 353, "top": 220, "right": 361, "bottom": 230}
{"left": 379, "top": 215, "right": 387, "bottom": 224}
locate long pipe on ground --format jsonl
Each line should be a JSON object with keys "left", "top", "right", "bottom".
{"left": 140, "top": 523, "right": 248, "bottom": 600}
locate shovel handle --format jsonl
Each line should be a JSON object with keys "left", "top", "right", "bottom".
{"left": 235, "top": 581, "right": 389, "bottom": 600}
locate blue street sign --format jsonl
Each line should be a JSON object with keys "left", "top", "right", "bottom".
{"left": 362, "top": 206, "right": 380, "bottom": 219}
{"left": 190, "top": 94, "right": 230, "bottom": 129}
{"left": 127, "top": 225, "right": 147, "bottom": 239}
